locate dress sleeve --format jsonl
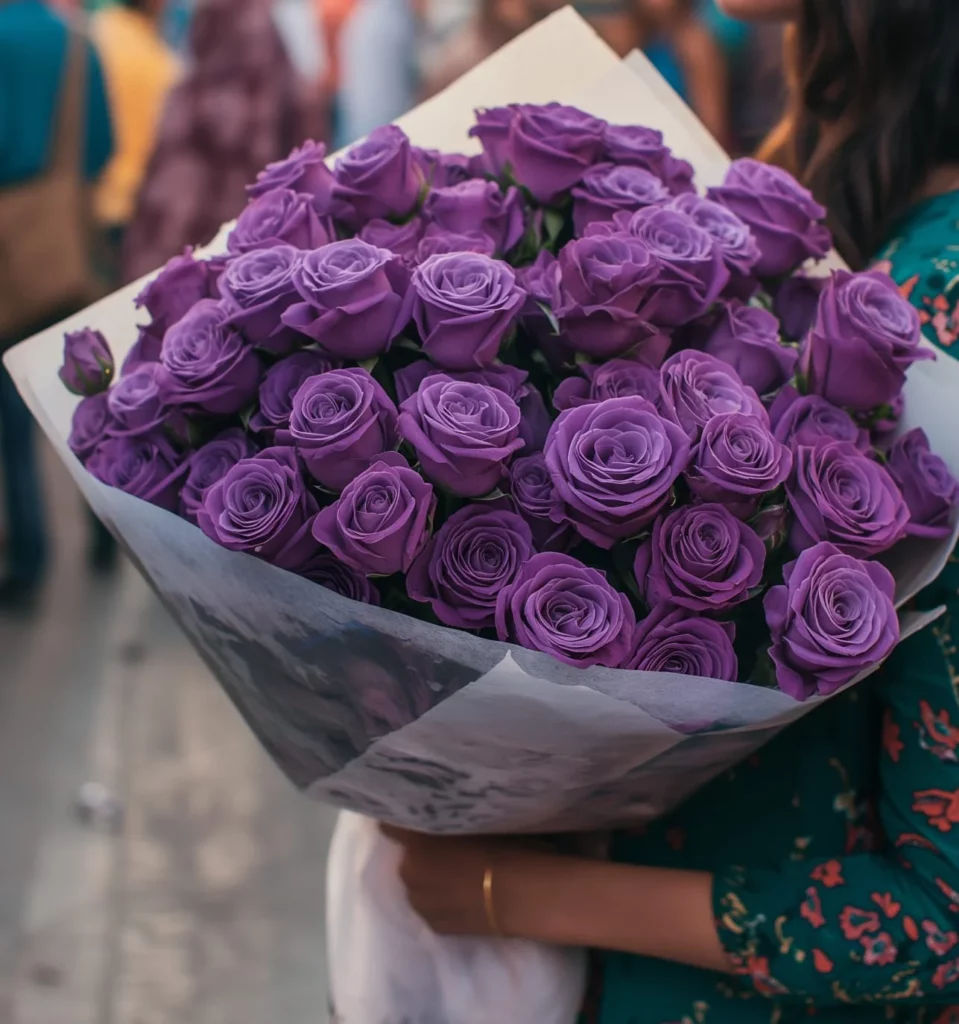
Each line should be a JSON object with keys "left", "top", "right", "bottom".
{"left": 713, "top": 622, "right": 959, "bottom": 1005}
{"left": 83, "top": 39, "right": 114, "bottom": 182}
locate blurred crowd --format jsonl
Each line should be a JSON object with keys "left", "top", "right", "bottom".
{"left": 0, "top": 0, "right": 786, "bottom": 609}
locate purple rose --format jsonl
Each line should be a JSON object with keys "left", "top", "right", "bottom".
{"left": 495, "top": 552, "right": 636, "bottom": 669}
{"left": 660, "top": 350, "right": 767, "bottom": 442}
{"left": 799, "top": 270, "right": 932, "bottom": 412}
{"left": 507, "top": 453, "right": 575, "bottom": 552}
{"left": 553, "top": 359, "right": 661, "bottom": 411}
{"left": 670, "top": 193, "right": 761, "bottom": 299}
{"left": 332, "top": 125, "right": 425, "bottom": 228}
{"left": 634, "top": 503, "right": 766, "bottom": 612}
{"left": 197, "top": 447, "right": 320, "bottom": 570}
{"left": 788, "top": 441, "right": 911, "bottom": 556}
{"left": 686, "top": 411, "right": 792, "bottom": 518}
{"left": 866, "top": 392, "right": 905, "bottom": 449}
{"left": 627, "top": 605, "right": 738, "bottom": 680}
{"left": 407, "top": 504, "right": 535, "bottom": 629}
{"left": 601, "top": 125, "right": 695, "bottom": 194}
{"left": 765, "top": 542, "right": 898, "bottom": 700}
{"left": 413, "top": 148, "right": 473, "bottom": 188}
{"left": 283, "top": 240, "right": 410, "bottom": 361}
{"left": 571, "top": 164, "right": 668, "bottom": 236}
{"left": 423, "top": 179, "right": 525, "bottom": 256}
{"left": 60, "top": 328, "right": 114, "bottom": 396}
{"left": 468, "top": 106, "right": 515, "bottom": 176}
{"left": 180, "top": 428, "right": 258, "bottom": 524}
{"left": 228, "top": 189, "right": 334, "bottom": 254}
{"left": 518, "top": 248, "right": 564, "bottom": 351}
{"left": 68, "top": 391, "right": 114, "bottom": 463}
{"left": 393, "top": 361, "right": 523, "bottom": 405}
{"left": 887, "top": 428, "right": 959, "bottom": 539}
{"left": 703, "top": 302, "right": 797, "bottom": 395}
{"left": 775, "top": 273, "right": 826, "bottom": 340}
{"left": 279, "top": 368, "right": 399, "bottom": 492}
{"left": 297, "top": 551, "right": 381, "bottom": 605}
{"left": 249, "top": 349, "right": 337, "bottom": 439}
{"left": 359, "top": 217, "right": 427, "bottom": 262}
{"left": 219, "top": 245, "right": 304, "bottom": 355}
{"left": 121, "top": 326, "right": 164, "bottom": 375}
{"left": 248, "top": 140, "right": 335, "bottom": 214}
{"left": 106, "top": 362, "right": 175, "bottom": 438}
{"left": 555, "top": 234, "right": 662, "bottom": 360}
{"left": 707, "top": 159, "right": 831, "bottom": 278}
{"left": 619, "top": 206, "right": 729, "bottom": 327}
{"left": 135, "top": 249, "right": 220, "bottom": 337}
{"left": 160, "top": 300, "right": 261, "bottom": 416}
{"left": 312, "top": 452, "right": 435, "bottom": 576}
{"left": 544, "top": 397, "right": 691, "bottom": 548}
{"left": 415, "top": 227, "right": 497, "bottom": 262}
{"left": 504, "top": 103, "right": 607, "bottom": 204}
{"left": 87, "top": 433, "right": 186, "bottom": 512}
{"left": 394, "top": 361, "right": 548, "bottom": 455}
{"left": 405, "top": 252, "right": 525, "bottom": 370}
{"left": 769, "top": 387, "right": 870, "bottom": 452}
{"left": 398, "top": 376, "right": 523, "bottom": 497}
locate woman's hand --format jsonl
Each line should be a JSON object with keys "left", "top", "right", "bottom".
{"left": 381, "top": 825, "right": 549, "bottom": 937}
{"left": 383, "top": 824, "right": 730, "bottom": 974}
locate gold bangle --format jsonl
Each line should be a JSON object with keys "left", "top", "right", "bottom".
{"left": 483, "top": 865, "right": 504, "bottom": 937}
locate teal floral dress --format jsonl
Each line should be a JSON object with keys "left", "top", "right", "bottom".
{"left": 588, "top": 190, "right": 959, "bottom": 1024}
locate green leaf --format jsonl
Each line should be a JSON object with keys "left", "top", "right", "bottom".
{"left": 536, "top": 301, "right": 561, "bottom": 336}
{"left": 543, "top": 209, "right": 566, "bottom": 244}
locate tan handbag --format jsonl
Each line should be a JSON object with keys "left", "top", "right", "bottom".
{"left": 0, "top": 27, "right": 102, "bottom": 339}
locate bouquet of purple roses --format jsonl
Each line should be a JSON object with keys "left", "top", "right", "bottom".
{"left": 7, "top": 15, "right": 959, "bottom": 836}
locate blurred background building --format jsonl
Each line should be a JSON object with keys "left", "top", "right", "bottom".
{"left": 0, "top": 1, "right": 786, "bottom": 1018}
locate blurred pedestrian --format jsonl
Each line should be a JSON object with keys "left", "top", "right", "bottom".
{"left": 91, "top": 0, "right": 180, "bottom": 283}
{"left": 0, "top": 0, "right": 114, "bottom": 607}
{"left": 418, "top": 0, "right": 527, "bottom": 98}
{"left": 336, "top": 0, "right": 417, "bottom": 146}
{"left": 631, "top": 0, "right": 736, "bottom": 151}
{"left": 122, "top": 0, "right": 309, "bottom": 281}
{"left": 317, "top": 0, "right": 356, "bottom": 146}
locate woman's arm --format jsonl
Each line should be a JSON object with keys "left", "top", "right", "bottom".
{"left": 385, "top": 827, "right": 730, "bottom": 972}
{"left": 388, "top": 630, "right": 959, "bottom": 1004}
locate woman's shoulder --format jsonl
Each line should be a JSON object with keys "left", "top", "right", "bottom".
{"left": 873, "top": 190, "right": 959, "bottom": 354}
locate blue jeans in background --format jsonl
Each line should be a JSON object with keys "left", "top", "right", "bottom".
{"left": 0, "top": 361, "right": 48, "bottom": 587}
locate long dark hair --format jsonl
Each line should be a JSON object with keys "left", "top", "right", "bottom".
{"left": 762, "top": 0, "right": 959, "bottom": 268}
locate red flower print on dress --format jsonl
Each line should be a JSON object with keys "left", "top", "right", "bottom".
{"left": 904, "top": 916, "right": 920, "bottom": 941}
{"left": 932, "top": 1008, "right": 959, "bottom": 1024}
{"left": 861, "top": 932, "right": 898, "bottom": 966}
{"left": 871, "top": 892, "right": 901, "bottom": 918}
{"left": 896, "top": 832, "right": 941, "bottom": 853}
{"left": 839, "top": 906, "right": 881, "bottom": 941}
{"left": 918, "top": 701, "right": 959, "bottom": 762}
{"left": 913, "top": 788, "right": 959, "bottom": 832}
{"left": 932, "top": 956, "right": 959, "bottom": 991}
{"left": 936, "top": 878, "right": 959, "bottom": 913}
{"left": 923, "top": 920, "right": 959, "bottom": 956}
{"left": 801, "top": 887, "right": 825, "bottom": 929}
{"left": 883, "top": 710, "right": 904, "bottom": 763}
{"left": 812, "top": 949, "right": 833, "bottom": 974}
{"left": 811, "top": 860, "right": 845, "bottom": 888}
{"left": 929, "top": 296, "right": 959, "bottom": 349}
{"left": 741, "top": 956, "right": 789, "bottom": 997}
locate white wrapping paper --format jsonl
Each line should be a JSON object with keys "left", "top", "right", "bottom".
{"left": 6, "top": 10, "right": 958, "bottom": 836}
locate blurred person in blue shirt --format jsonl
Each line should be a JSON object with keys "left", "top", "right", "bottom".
{"left": 0, "top": 0, "right": 115, "bottom": 606}
{"left": 336, "top": 0, "right": 417, "bottom": 146}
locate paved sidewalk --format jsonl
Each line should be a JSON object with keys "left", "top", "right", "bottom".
{"left": 0, "top": 455, "right": 335, "bottom": 1024}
